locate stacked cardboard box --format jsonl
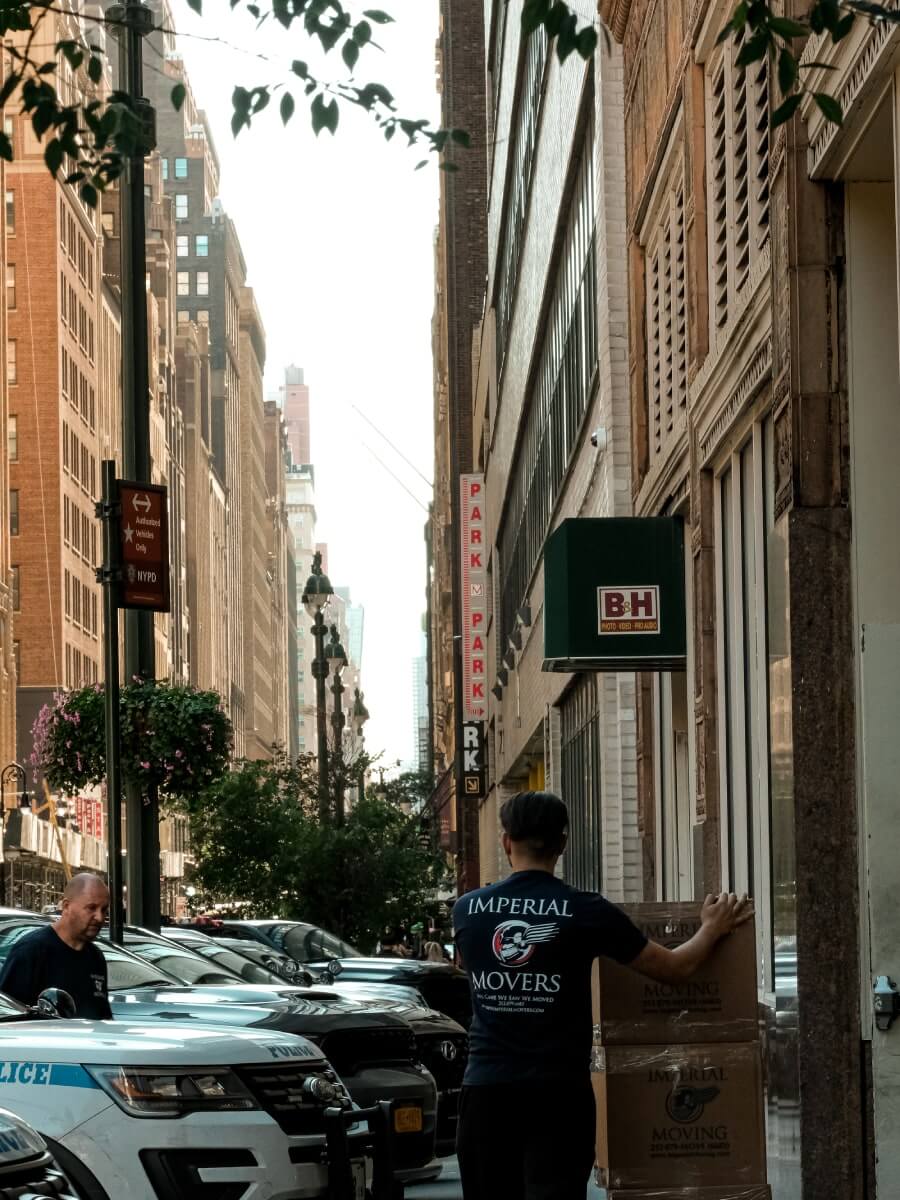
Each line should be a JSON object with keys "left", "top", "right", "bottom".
{"left": 592, "top": 903, "right": 769, "bottom": 1200}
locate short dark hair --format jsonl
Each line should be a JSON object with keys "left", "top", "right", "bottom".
{"left": 500, "top": 791, "right": 569, "bottom": 858}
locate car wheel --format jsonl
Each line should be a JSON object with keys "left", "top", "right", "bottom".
{"left": 42, "top": 1138, "right": 111, "bottom": 1200}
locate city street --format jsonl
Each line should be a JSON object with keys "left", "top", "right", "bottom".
{"left": 407, "top": 1160, "right": 606, "bottom": 1199}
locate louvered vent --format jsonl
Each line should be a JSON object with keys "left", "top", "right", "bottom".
{"left": 646, "top": 166, "right": 687, "bottom": 461}
{"left": 710, "top": 63, "right": 729, "bottom": 330}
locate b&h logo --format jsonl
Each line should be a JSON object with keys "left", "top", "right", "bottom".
{"left": 598, "top": 586, "right": 660, "bottom": 635}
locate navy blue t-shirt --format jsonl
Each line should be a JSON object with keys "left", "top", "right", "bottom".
{"left": 453, "top": 871, "right": 647, "bottom": 1086}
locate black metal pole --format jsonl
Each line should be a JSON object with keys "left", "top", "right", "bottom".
{"left": 112, "top": 0, "right": 158, "bottom": 931}
{"left": 97, "top": 462, "right": 125, "bottom": 945}
{"left": 313, "top": 614, "right": 330, "bottom": 822}
{"left": 331, "top": 672, "right": 345, "bottom": 825}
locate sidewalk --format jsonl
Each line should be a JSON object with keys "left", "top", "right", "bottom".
{"left": 407, "top": 1160, "right": 606, "bottom": 1199}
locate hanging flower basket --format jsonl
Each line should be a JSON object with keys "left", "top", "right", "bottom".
{"left": 32, "top": 681, "right": 233, "bottom": 803}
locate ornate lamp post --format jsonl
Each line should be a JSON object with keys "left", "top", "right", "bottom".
{"left": 351, "top": 689, "right": 370, "bottom": 801}
{"left": 325, "top": 625, "right": 348, "bottom": 824}
{"left": 302, "top": 551, "right": 334, "bottom": 822}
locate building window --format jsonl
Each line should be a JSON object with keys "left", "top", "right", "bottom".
{"left": 559, "top": 675, "right": 602, "bottom": 890}
{"left": 10, "top": 565, "right": 19, "bottom": 611}
{"left": 705, "top": 37, "right": 770, "bottom": 334}
{"left": 174, "top": 157, "right": 188, "bottom": 179}
{"left": 197, "top": 310, "right": 209, "bottom": 325}
{"left": 102, "top": 211, "right": 115, "bottom": 237}
{"left": 175, "top": 194, "right": 189, "bottom": 221}
{"left": 643, "top": 152, "right": 687, "bottom": 462}
{"left": 494, "top": 24, "right": 549, "bottom": 372}
{"left": 497, "top": 120, "right": 597, "bottom": 648}
{"left": 176, "top": 271, "right": 190, "bottom": 297}
{"left": 196, "top": 271, "right": 209, "bottom": 297}
{"left": 195, "top": 234, "right": 209, "bottom": 257}
{"left": 7, "top": 416, "right": 16, "bottom": 462}
{"left": 161, "top": 158, "right": 168, "bottom": 180}
{"left": 5, "top": 190, "right": 14, "bottom": 236}
{"left": 715, "top": 421, "right": 773, "bottom": 987}
{"left": 6, "top": 340, "right": 16, "bottom": 386}
{"left": 176, "top": 234, "right": 189, "bottom": 257}
{"left": 9, "top": 489, "right": 18, "bottom": 536}
{"left": 176, "top": 310, "right": 190, "bottom": 325}
{"left": 5, "top": 263, "right": 14, "bottom": 311}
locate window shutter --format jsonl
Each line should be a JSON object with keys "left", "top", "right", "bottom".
{"left": 710, "top": 63, "right": 729, "bottom": 331}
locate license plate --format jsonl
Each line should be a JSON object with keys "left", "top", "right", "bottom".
{"left": 352, "top": 1160, "right": 366, "bottom": 1200}
{"left": 394, "top": 1105, "right": 423, "bottom": 1134}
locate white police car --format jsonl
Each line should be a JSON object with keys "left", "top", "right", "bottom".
{"left": 0, "top": 989, "right": 368, "bottom": 1200}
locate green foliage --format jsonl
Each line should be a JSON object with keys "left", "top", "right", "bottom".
{"left": 186, "top": 758, "right": 449, "bottom": 952}
{"left": 32, "top": 681, "right": 232, "bottom": 802}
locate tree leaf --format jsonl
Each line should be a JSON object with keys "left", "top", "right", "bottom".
{"left": 44, "top": 138, "right": 64, "bottom": 174}
{"left": 778, "top": 47, "right": 798, "bottom": 97}
{"left": 185, "top": 0, "right": 202, "bottom": 13}
{"left": 521, "top": 0, "right": 550, "bottom": 34}
{"left": 311, "top": 92, "right": 339, "bottom": 136}
{"left": 0, "top": 132, "right": 12, "bottom": 163}
{"left": 342, "top": 39, "right": 359, "bottom": 71}
{"left": 87, "top": 56, "right": 103, "bottom": 84}
{"left": 735, "top": 29, "right": 769, "bottom": 67}
{"left": 813, "top": 90, "right": 843, "bottom": 125}
{"left": 280, "top": 90, "right": 295, "bottom": 124}
{"left": 80, "top": 181, "right": 98, "bottom": 208}
{"left": 363, "top": 9, "right": 393, "bottom": 23}
{"left": 767, "top": 15, "right": 809, "bottom": 39}
{"left": 353, "top": 19, "right": 372, "bottom": 45}
{"left": 171, "top": 83, "right": 186, "bottom": 112}
{"left": 292, "top": 60, "right": 309, "bottom": 79}
{"left": 450, "top": 128, "right": 471, "bottom": 148}
{"left": 771, "top": 92, "right": 803, "bottom": 127}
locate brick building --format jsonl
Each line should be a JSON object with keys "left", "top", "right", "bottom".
{"left": 428, "top": 0, "right": 488, "bottom": 894}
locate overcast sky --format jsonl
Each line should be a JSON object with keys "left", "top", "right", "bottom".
{"left": 169, "top": 0, "right": 440, "bottom": 768}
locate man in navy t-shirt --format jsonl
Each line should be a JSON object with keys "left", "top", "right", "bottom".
{"left": 452, "top": 790, "right": 751, "bottom": 1200}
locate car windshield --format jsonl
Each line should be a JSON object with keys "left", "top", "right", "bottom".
{"left": 188, "top": 941, "right": 286, "bottom": 985}
{"left": 275, "top": 923, "right": 361, "bottom": 963}
{"left": 99, "top": 942, "right": 183, "bottom": 991}
{"left": 124, "top": 938, "right": 240, "bottom": 987}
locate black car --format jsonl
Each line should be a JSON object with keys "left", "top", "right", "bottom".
{"left": 0, "top": 911, "right": 444, "bottom": 1188}
{"left": 202, "top": 919, "right": 473, "bottom": 1029}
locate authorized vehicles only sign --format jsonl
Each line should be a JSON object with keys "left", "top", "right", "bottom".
{"left": 118, "top": 481, "right": 170, "bottom": 612}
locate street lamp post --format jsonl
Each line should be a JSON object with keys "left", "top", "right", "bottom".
{"left": 325, "top": 626, "right": 348, "bottom": 824}
{"left": 351, "top": 689, "right": 369, "bottom": 802}
{"left": 302, "top": 552, "right": 334, "bottom": 823}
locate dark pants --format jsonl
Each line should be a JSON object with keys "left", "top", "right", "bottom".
{"left": 456, "top": 1080, "right": 596, "bottom": 1200}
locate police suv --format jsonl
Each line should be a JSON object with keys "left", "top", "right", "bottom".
{"left": 0, "top": 988, "right": 369, "bottom": 1200}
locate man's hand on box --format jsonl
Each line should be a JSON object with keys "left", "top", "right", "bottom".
{"left": 701, "top": 892, "right": 754, "bottom": 940}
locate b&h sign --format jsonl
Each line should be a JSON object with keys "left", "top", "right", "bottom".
{"left": 598, "top": 586, "right": 660, "bottom": 635}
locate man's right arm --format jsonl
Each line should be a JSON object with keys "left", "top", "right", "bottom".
{"left": 0, "top": 942, "right": 41, "bottom": 1008}
{"left": 629, "top": 893, "right": 752, "bottom": 983}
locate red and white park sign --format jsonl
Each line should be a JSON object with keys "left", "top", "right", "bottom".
{"left": 460, "top": 474, "right": 487, "bottom": 721}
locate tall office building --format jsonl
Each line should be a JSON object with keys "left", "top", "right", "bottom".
{"left": 282, "top": 364, "right": 311, "bottom": 465}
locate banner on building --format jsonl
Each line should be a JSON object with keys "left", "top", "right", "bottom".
{"left": 460, "top": 474, "right": 487, "bottom": 721}
{"left": 461, "top": 721, "right": 486, "bottom": 799}
{"left": 543, "top": 517, "right": 686, "bottom": 673}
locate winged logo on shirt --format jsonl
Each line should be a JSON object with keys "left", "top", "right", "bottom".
{"left": 491, "top": 919, "right": 560, "bottom": 967}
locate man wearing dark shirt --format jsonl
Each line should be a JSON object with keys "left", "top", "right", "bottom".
{"left": 453, "top": 790, "right": 751, "bottom": 1200}
{"left": 0, "top": 873, "right": 111, "bottom": 1019}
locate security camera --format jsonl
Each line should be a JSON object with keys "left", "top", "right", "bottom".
{"left": 590, "top": 427, "right": 608, "bottom": 452}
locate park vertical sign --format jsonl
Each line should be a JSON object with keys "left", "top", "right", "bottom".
{"left": 460, "top": 474, "right": 487, "bottom": 722}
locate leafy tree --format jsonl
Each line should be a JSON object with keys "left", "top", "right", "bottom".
{"left": 3, "top": 1, "right": 898, "bottom": 210}
{"left": 185, "top": 757, "right": 450, "bottom": 950}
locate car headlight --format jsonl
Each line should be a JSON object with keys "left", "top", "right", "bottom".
{"left": 86, "top": 1066, "right": 258, "bottom": 1118}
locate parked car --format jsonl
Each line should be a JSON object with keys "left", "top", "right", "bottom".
{"left": 165, "top": 925, "right": 428, "bottom": 1006}
{"left": 0, "top": 1104, "right": 79, "bottom": 1197}
{"left": 124, "top": 926, "right": 465, "bottom": 1159}
{"left": 0, "top": 986, "right": 370, "bottom": 1200}
{"left": 202, "top": 919, "right": 473, "bottom": 1028}
{"left": 0, "top": 912, "right": 446, "bottom": 1183}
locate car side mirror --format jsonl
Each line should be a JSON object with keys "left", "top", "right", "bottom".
{"left": 36, "top": 988, "right": 77, "bottom": 1019}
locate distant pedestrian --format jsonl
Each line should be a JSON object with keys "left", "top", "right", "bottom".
{"left": 453, "top": 790, "right": 752, "bottom": 1200}
{"left": 0, "top": 873, "right": 112, "bottom": 1019}
{"left": 422, "top": 941, "right": 445, "bottom": 963}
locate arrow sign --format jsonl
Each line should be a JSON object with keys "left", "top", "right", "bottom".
{"left": 132, "top": 492, "right": 152, "bottom": 513}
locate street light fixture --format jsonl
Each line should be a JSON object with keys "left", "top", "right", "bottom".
{"left": 351, "top": 689, "right": 370, "bottom": 738}
{"left": 325, "top": 625, "right": 348, "bottom": 825}
{"left": 302, "top": 551, "right": 334, "bottom": 822}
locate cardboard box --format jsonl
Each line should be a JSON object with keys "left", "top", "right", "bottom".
{"left": 605, "top": 1043, "right": 767, "bottom": 1190}
{"left": 599, "top": 903, "right": 758, "bottom": 1044}
{"left": 607, "top": 1190, "right": 771, "bottom": 1199}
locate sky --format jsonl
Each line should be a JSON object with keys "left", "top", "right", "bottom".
{"left": 168, "top": 0, "right": 440, "bottom": 767}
